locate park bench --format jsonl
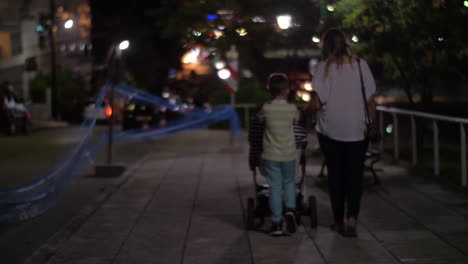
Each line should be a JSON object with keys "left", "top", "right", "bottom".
{"left": 317, "top": 149, "right": 381, "bottom": 185}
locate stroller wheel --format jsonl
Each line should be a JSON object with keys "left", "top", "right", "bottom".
{"left": 308, "top": 195, "right": 318, "bottom": 228}
{"left": 246, "top": 197, "right": 255, "bottom": 230}
{"left": 296, "top": 193, "right": 304, "bottom": 211}
{"left": 295, "top": 193, "right": 304, "bottom": 225}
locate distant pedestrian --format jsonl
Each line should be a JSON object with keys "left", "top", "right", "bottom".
{"left": 257, "top": 73, "right": 299, "bottom": 236}
{"left": 1, "top": 81, "right": 16, "bottom": 109}
{"left": 308, "top": 28, "right": 377, "bottom": 237}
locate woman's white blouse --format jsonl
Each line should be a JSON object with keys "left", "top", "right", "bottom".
{"left": 312, "top": 58, "right": 376, "bottom": 142}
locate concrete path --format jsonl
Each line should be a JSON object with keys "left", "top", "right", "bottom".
{"left": 27, "top": 130, "right": 468, "bottom": 264}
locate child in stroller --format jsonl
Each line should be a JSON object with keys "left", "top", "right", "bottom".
{"left": 247, "top": 102, "right": 318, "bottom": 233}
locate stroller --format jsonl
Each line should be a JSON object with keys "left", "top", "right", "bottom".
{"left": 246, "top": 105, "right": 318, "bottom": 230}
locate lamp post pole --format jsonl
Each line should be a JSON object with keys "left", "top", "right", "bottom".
{"left": 94, "top": 40, "right": 129, "bottom": 177}
{"left": 48, "top": 0, "right": 58, "bottom": 119}
{"left": 107, "top": 48, "right": 120, "bottom": 165}
{"left": 226, "top": 45, "right": 239, "bottom": 106}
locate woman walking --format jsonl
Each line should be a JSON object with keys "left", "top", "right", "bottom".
{"left": 309, "top": 28, "right": 377, "bottom": 237}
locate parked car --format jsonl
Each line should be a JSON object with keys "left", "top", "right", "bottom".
{"left": 83, "top": 98, "right": 110, "bottom": 123}
{"left": 122, "top": 102, "right": 160, "bottom": 131}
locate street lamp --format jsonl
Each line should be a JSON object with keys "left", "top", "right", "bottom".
{"left": 119, "top": 40, "right": 130, "bottom": 50}
{"left": 214, "top": 61, "right": 226, "bottom": 70}
{"left": 95, "top": 40, "right": 130, "bottom": 177}
{"left": 276, "top": 14, "right": 292, "bottom": 30}
{"left": 217, "top": 69, "right": 231, "bottom": 80}
{"left": 108, "top": 40, "right": 129, "bottom": 161}
{"left": 352, "top": 35, "right": 359, "bottom": 43}
{"left": 64, "top": 19, "right": 73, "bottom": 29}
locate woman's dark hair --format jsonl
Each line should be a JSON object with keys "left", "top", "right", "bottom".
{"left": 267, "top": 73, "right": 289, "bottom": 97}
{"left": 321, "top": 28, "right": 352, "bottom": 77}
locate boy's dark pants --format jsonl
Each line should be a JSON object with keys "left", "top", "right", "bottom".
{"left": 318, "top": 133, "right": 368, "bottom": 223}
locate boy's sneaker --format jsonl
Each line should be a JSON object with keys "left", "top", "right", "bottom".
{"left": 285, "top": 210, "right": 297, "bottom": 234}
{"left": 269, "top": 222, "right": 284, "bottom": 236}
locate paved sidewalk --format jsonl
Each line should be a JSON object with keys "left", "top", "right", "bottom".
{"left": 27, "top": 130, "right": 468, "bottom": 264}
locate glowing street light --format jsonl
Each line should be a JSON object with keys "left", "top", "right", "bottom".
{"left": 181, "top": 48, "right": 200, "bottom": 64}
{"left": 119, "top": 40, "right": 130, "bottom": 50}
{"left": 213, "top": 29, "right": 223, "bottom": 39}
{"left": 236, "top": 28, "right": 248, "bottom": 36}
{"left": 304, "top": 82, "right": 313, "bottom": 91}
{"left": 327, "top": 5, "right": 335, "bottom": 12}
{"left": 215, "top": 61, "right": 226, "bottom": 70}
{"left": 276, "top": 14, "right": 292, "bottom": 30}
{"left": 312, "top": 36, "right": 320, "bottom": 43}
{"left": 302, "top": 93, "right": 311, "bottom": 102}
{"left": 217, "top": 69, "right": 231, "bottom": 80}
{"left": 64, "top": 19, "right": 73, "bottom": 29}
{"left": 352, "top": 35, "right": 359, "bottom": 43}
{"left": 465, "top": 1, "right": 468, "bottom": 7}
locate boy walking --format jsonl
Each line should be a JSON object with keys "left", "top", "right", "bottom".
{"left": 257, "top": 73, "right": 299, "bottom": 236}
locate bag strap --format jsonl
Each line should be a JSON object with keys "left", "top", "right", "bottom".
{"left": 357, "top": 58, "right": 370, "bottom": 125}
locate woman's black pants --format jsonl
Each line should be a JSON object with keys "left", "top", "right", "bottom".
{"left": 318, "top": 133, "right": 368, "bottom": 223}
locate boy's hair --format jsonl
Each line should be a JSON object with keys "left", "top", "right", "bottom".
{"left": 267, "top": 73, "right": 289, "bottom": 97}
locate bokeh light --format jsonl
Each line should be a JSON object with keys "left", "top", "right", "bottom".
{"left": 64, "top": 19, "right": 74, "bottom": 29}
{"left": 386, "top": 124, "right": 393, "bottom": 134}
{"left": 119, "top": 40, "right": 130, "bottom": 50}
{"left": 236, "top": 28, "right": 248, "bottom": 36}
{"left": 276, "top": 15, "right": 292, "bottom": 30}
{"left": 217, "top": 69, "right": 231, "bottom": 80}
{"left": 304, "top": 82, "right": 313, "bottom": 91}
{"left": 215, "top": 61, "right": 226, "bottom": 70}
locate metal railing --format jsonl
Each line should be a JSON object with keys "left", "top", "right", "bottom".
{"left": 233, "top": 104, "right": 468, "bottom": 187}
{"left": 234, "top": 104, "right": 256, "bottom": 129}
{"left": 377, "top": 106, "right": 468, "bottom": 187}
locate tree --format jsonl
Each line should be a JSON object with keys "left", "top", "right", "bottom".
{"left": 329, "top": 0, "right": 468, "bottom": 106}
{"left": 29, "top": 68, "right": 87, "bottom": 122}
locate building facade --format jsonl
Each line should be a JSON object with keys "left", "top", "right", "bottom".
{"left": 0, "top": 0, "right": 92, "bottom": 118}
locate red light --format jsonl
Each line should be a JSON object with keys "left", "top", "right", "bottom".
{"left": 209, "top": 33, "right": 214, "bottom": 37}
{"left": 105, "top": 106, "right": 113, "bottom": 117}
{"left": 26, "top": 113, "right": 31, "bottom": 119}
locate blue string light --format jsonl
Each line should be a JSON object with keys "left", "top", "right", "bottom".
{"left": 0, "top": 84, "right": 242, "bottom": 222}
{"left": 206, "top": 14, "right": 219, "bottom": 21}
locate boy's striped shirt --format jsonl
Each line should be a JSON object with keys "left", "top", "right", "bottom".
{"left": 257, "top": 100, "right": 299, "bottom": 162}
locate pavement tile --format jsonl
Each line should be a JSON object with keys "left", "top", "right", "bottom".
{"left": 114, "top": 247, "right": 183, "bottom": 264}
{"left": 48, "top": 257, "right": 112, "bottom": 264}
{"left": 35, "top": 131, "right": 468, "bottom": 264}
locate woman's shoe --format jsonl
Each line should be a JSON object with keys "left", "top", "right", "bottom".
{"left": 343, "top": 224, "right": 357, "bottom": 237}
{"left": 330, "top": 223, "right": 344, "bottom": 235}
{"left": 344, "top": 218, "right": 357, "bottom": 237}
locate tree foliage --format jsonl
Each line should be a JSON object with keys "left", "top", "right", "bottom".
{"left": 331, "top": 0, "right": 468, "bottom": 105}
{"left": 29, "top": 68, "right": 87, "bottom": 122}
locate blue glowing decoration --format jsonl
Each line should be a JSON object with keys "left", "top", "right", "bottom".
{"left": 0, "top": 84, "right": 242, "bottom": 223}
{"left": 206, "top": 14, "right": 219, "bottom": 21}
{"left": 36, "top": 25, "right": 44, "bottom": 32}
